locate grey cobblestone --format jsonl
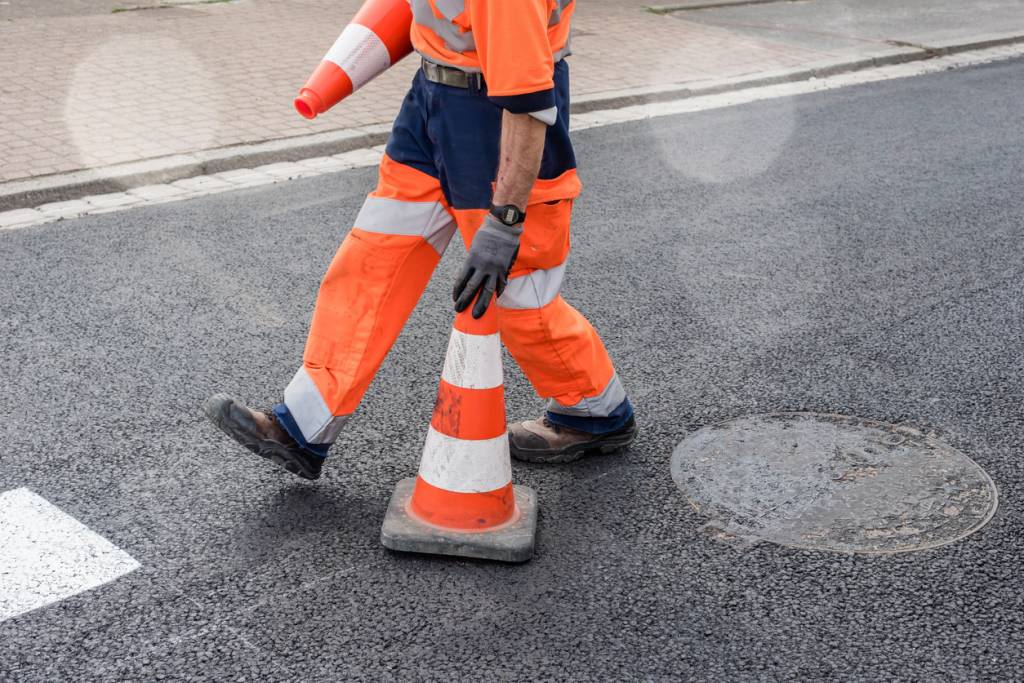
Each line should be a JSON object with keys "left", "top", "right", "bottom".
{"left": 35, "top": 199, "right": 93, "bottom": 218}
{"left": 296, "top": 157, "right": 359, "bottom": 173}
{"left": 212, "top": 169, "right": 277, "bottom": 187}
{"left": 255, "top": 162, "right": 320, "bottom": 180}
{"left": 0, "top": 208, "right": 46, "bottom": 229}
{"left": 84, "top": 192, "right": 144, "bottom": 210}
{"left": 170, "top": 175, "right": 235, "bottom": 193}
{"left": 126, "top": 184, "right": 190, "bottom": 201}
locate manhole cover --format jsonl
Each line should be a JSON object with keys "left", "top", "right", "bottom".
{"left": 671, "top": 413, "right": 997, "bottom": 553}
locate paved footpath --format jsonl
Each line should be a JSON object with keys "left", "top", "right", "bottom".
{"left": 1, "top": 0, "right": 1023, "bottom": 207}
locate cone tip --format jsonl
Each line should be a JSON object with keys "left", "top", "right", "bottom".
{"left": 294, "top": 91, "right": 320, "bottom": 119}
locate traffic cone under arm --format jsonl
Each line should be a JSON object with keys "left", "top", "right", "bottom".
{"left": 294, "top": 0, "right": 413, "bottom": 119}
{"left": 380, "top": 300, "right": 539, "bottom": 563}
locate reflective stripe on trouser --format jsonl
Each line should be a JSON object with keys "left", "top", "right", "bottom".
{"left": 452, "top": 200, "right": 627, "bottom": 420}
{"left": 282, "top": 155, "right": 457, "bottom": 446}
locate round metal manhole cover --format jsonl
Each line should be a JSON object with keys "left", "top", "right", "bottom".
{"left": 671, "top": 413, "right": 997, "bottom": 553}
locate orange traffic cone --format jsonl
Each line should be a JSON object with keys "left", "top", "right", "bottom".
{"left": 380, "top": 300, "right": 538, "bottom": 563}
{"left": 294, "top": 0, "right": 413, "bottom": 119}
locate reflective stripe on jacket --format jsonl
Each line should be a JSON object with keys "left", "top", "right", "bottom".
{"left": 410, "top": 0, "right": 574, "bottom": 113}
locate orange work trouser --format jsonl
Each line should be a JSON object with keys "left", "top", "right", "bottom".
{"left": 278, "top": 155, "right": 626, "bottom": 448}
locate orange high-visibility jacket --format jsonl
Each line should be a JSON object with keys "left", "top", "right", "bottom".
{"left": 410, "top": 0, "right": 574, "bottom": 115}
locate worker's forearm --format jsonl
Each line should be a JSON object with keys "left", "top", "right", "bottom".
{"left": 492, "top": 110, "right": 547, "bottom": 210}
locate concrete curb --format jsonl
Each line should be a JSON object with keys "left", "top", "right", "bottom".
{"left": 0, "top": 125, "right": 392, "bottom": 212}
{"left": 1, "top": 30, "right": 1022, "bottom": 212}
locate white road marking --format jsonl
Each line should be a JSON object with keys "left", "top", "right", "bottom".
{"left": 0, "top": 488, "right": 140, "bottom": 623}
{"left": 1, "top": 42, "right": 1023, "bottom": 232}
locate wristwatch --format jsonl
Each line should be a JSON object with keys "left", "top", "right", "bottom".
{"left": 490, "top": 203, "right": 526, "bottom": 227}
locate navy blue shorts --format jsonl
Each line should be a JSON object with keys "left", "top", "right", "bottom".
{"left": 385, "top": 59, "right": 578, "bottom": 211}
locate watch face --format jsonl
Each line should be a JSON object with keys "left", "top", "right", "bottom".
{"left": 493, "top": 204, "right": 523, "bottom": 225}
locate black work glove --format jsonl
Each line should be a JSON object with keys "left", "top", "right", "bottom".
{"left": 453, "top": 214, "right": 522, "bottom": 318}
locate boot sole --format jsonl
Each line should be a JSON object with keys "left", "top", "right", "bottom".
{"left": 510, "top": 424, "right": 638, "bottom": 465}
{"left": 203, "top": 395, "right": 321, "bottom": 481}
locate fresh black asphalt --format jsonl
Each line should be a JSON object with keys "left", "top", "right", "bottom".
{"left": 1, "top": 58, "right": 1022, "bottom": 680}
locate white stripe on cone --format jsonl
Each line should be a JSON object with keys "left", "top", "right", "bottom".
{"left": 441, "top": 330, "right": 503, "bottom": 390}
{"left": 323, "top": 24, "right": 392, "bottom": 91}
{"left": 418, "top": 426, "right": 512, "bottom": 493}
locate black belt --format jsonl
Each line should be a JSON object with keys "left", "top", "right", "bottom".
{"left": 421, "top": 58, "right": 485, "bottom": 90}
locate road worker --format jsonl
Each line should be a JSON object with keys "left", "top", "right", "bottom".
{"left": 203, "top": 0, "right": 637, "bottom": 479}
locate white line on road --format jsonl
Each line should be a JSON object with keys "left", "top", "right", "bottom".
{"left": 1, "top": 42, "right": 1022, "bottom": 232}
{"left": 0, "top": 488, "right": 140, "bottom": 623}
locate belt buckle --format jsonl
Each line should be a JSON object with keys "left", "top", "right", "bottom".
{"left": 422, "top": 59, "right": 437, "bottom": 81}
{"left": 422, "top": 58, "right": 478, "bottom": 91}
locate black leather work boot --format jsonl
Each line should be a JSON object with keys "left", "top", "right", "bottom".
{"left": 508, "top": 416, "right": 638, "bottom": 464}
{"left": 202, "top": 393, "right": 325, "bottom": 480}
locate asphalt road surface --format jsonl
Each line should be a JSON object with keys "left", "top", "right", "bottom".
{"left": 2, "top": 58, "right": 1023, "bottom": 680}
{"left": 673, "top": 0, "right": 1024, "bottom": 54}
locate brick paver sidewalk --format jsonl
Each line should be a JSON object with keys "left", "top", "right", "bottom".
{"left": 0, "top": 0, "right": 850, "bottom": 185}
{"left": 0, "top": 0, "right": 1019, "bottom": 188}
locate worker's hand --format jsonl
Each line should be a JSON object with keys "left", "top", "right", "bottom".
{"left": 453, "top": 214, "right": 522, "bottom": 318}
